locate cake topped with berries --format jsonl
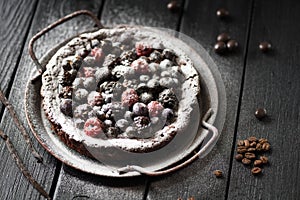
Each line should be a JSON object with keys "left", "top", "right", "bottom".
{"left": 41, "top": 26, "right": 200, "bottom": 157}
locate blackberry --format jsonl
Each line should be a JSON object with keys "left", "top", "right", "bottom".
{"left": 134, "top": 116, "right": 150, "bottom": 129}
{"left": 99, "top": 81, "right": 119, "bottom": 94}
{"left": 72, "top": 56, "right": 83, "bottom": 70}
{"left": 106, "top": 127, "right": 121, "bottom": 138}
{"left": 59, "top": 69, "right": 77, "bottom": 86}
{"left": 61, "top": 60, "right": 72, "bottom": 71}
{"left": 60, "top": 99, "right": 73, "bottom": 117}
{"left": 120, "top": 49, "right": 138, "bottom": 65}
{"left": 59, "top": 86, "right": 73, "bottom": 99}
{"left": 158, "top": 89, "right": 178, "bottom": 109}
{"left": 102, "top": 54, "right": 120, "bottom": 69}
{"left": 162, "top": 49, "right": 177, "bottom": 62}
{"left": 149, "top": 50, "right": 163, "bottom": 63}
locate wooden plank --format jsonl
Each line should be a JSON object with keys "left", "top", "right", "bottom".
{"left": 227, "top": 0, "right": 300, "bottom": 199}
{"left": 0, "top": 0, "right": 102, "bottom": 199}
{"left": 146, "top": 0, "right": 253, "bottom": 199}
{"left": 54, "top": 0, "right": 184, "bottom": 199}
{"left": 0, "top": 0, "right": 37, "bottom": 113}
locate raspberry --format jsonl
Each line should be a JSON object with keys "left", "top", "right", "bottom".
{"left": 132, "top": 102, "right": 149, "bottom": 116}
{"left": 83, "top": 67, "right": 96, "bottom": 78}
{"left": 87, "top": 91, "right": 104, "bottom": 106}
{"left": 84, "top": 118, "right": 104, "bottom": 138}
{"left": 135, "top": 42, "right": 152, "bottom": 56}
{"left": 121, "top": 88, "right": 139, "bottom": 107}
{"left": 147, "top": 101, "right": 164, "bottom": 117}
{"left": 130, "top": 58, "right": 149, "bottom": 73}
{"left": 91, "top": 47, "right": 104, "bottom": 62}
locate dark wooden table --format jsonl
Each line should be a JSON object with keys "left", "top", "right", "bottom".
{"left": 0, "top": 0, "right": 299, "bottom": 199}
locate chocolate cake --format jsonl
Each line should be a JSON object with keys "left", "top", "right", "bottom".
{"left": 41, "top": 26, "right": 200, "bottom": 158}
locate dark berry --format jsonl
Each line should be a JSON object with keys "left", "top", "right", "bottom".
{"left": 227, "top": 40, "right": 239, "bottom": 51}
{"left": 87, "top": 91, "right": 103, "bottom": 106}
{"left": 216, "top": 8, "right": 229, "bottom": 18}
{"left": 134, "top": 116, "right": 150, "bottom": 128}
{"left": 140, "top": 92, "right": 153, "bottom": 104}
{"left": 217, "top": 33, "right": 231, "bottom": 42}
{"left": 162, "top": 49, "right": 176, "bottom": 61}
{"left": 84, "top": 118, "right": 104, "bottom": 138}
{"left": 106, "top": 127, "right": 121, "bottom": 138}
{"left": 60, "top": 99, "right": 73, "bottom": 117}
{"left": 162, "top": 108, "right": 174, "bottom": 121}
{"left": 132, "top": 102, "right": 149, "bottom": 116}
{"left": 124, "top": 111, "right": 134, "bottom": 121}
{"left": 158, "top": 89, "right": 178, "bottom": 109}
{"left": 214, "top": 41, "right": 227, "bottom": 54}
{"left": 121, "top": 89, "right": 139, "bottom": 107}
{"left": 255, "top": 108, "right": 267, "bottom": 120}
{"left": 149, "top": 50, "right": 163, "bottom": 63}
{"left": 259, "top": 41, "right": 272, "bottom": 52}
{"left": 167, "top": 1, "right": 180, "bottom": 12}
{"left": 79, "top": 49, "right": 90, "bottom": 58}
{"left": 61, "top": 60, "right": 72, "bottom": 71}
{"left": 135, "top": 42, "right": 153, "bottom": 56}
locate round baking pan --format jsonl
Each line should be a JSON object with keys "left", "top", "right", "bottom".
{"left": 25, "top": 10, "right": 226, "bottom": 177}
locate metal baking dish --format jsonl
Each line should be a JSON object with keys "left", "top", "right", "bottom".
{"left": 25, "top": 10, "right": 226, "bottom": 177}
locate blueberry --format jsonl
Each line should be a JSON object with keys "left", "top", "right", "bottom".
{"left": 132, "top": 102, "right": 149, "bottom": 116}
{"left": 147, "top": 79, "right": 160, "bottom": 89}
{"left": 161, "top": 71, "right": 171, "bottom": 77}
{"left": 72, "top": 78, "right": 83, "bottom": 89}
{"left": 126, "top": 126, "right": 137, "bottom": 138}
{"left": 162, "top": 49, "right": 176, "bottom": 61}
{"left": 104, "top": 119, "right": 113, "bottom": 127}
{"left": 74, "top": 88, "right": 88, "bottom": 101}
{"left": 83, "top": 77, "right": 96, "bottom": 90}
{"left": 140, "top": 75, "right": 150, "bottom": 82}
{"left": 160, "top": 59, "right": 173, "bottom": 70}
{"left": 124, "top": 111, "right": 133, "bottom": 121}
{"left": 162, "top": 108, "right": 174, "bottom": 121}
{"left": 95, "top": 67, "right": 111, "bottom": 84}
{"left": 159, "top": 77, "right": 176, "bottom": 88}
{"left": 73, "top": 104, "right": 92, "bottom": 119}
{"left": 139, "top": 92, "right": 153, "bottom": 104}
{"left": 148, "top": 63, "right": 160, "bottom": 73}
{"left": 60, "top": 99, "right": 73, "bottom": 117}
{"left": 149, "top": 50, "right": 163, "bottom": 63}
{"left": 116, "top": 119, "right": 129, "bottom": 131}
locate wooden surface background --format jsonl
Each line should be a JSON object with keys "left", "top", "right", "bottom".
{"left": 0, "top": 0, "right": 299, "bottom": 199}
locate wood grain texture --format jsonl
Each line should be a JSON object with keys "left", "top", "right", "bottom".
{"left": 0, "top": 0, "right": 37, "bottom": 113}
{"left": 0, "top": 0, "right": 102, "bottom": 199}
{"left": 146, "top": 0, "right": 252, "bottom": 199}
{"left": 101, "top": 0, "right": 183, "bottom": 28}
{"left": 227, "top": 0, "right": 300, "bottom": 199}
{"left": 55, "top": 1, "right": 184, "bottom": 199}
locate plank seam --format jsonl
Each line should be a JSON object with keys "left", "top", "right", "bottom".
{"left": 49, "top": 161, "right": 62, "bottom": 198}
{"left": 224, "top": 0, "right": 256, "bottom": 199}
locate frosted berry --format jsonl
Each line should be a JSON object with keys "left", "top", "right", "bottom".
{"left": 91, "top": 47, "right": 104, "bottom": 62}
{"left": 116, "top": 119, "right": 129, "bottom": 130}
{"left": 83, "top": 67, "right": 96, "bottom": 78}
{"left": 130, "top": 58, "right": 149, "bottom": 73}
{"left": 124, "top": 111, "right": 133, "bottom": 121}
{"left": 121, "top": 88, "right": 139, "bottom": 107}
{"left": 147, "top": 101, "right": 164, "bottom": 117}
{"left": 87, "top": 91, "right": 103, "bottom": 106}
{"left": 160, "top": 59, "right": 173, "bottom": 70}
{"left": 158, "top": 89, "right": 178, "bottom": 109}
{"left": 135, "top": 42, "right": 153, "bottom": 56}
{"left": 162, "top": 49, "right": 176, "bottom": 61}
{"left": 106, "top": 127, "right": 120, "bottom": 138}
{"left": 139, "top": 92, "right": 153, "bottom": 104}
{"left": 147, "top": 79, "right": 160, "bottom": 89}
{"left": 84, "top": 118, "right": 104, "bottom": 138}
{"left": 162, "top": 108, "right": 174, "bottom": 124}
{"left": 60, "top": 99, "right": 73, "bottom": 117}
{"left": 74, "top": 88, "right": 88, "bottom": 101}
{"left": 83, "top": 77, "right": 96, "bottom": 90}
{"left": 132, "top": 102, "right": 149, "bottom": 116}
{"left": 134, "top": 116, "right": 150, "bottom": 128}
{"left": 73, "top": 104, "right": 92, "bottom": 119}
{"left": 149, "top": 50, "right": 163, "bottom": 63}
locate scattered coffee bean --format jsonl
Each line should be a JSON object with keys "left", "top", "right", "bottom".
{"left": 254, "top": 159, "right": 263, "bottom": 167}
{"left": 214, "top": 41, "right": 227, "bottom": 54}
{"left": 248, "top": 136, "right": 258, "bottom": 143}
{"left": 187, "top": 197, "right": 195, "bottom": 200}
{"left": 167, "top": 1, "right": 180, "bottom": 12}
{"left": 255, "top": 143, "right": 262, "bottom": 151}
{"left": 213, "top": 170, "right": 223, "bottom": 178}
{"left": 251, "top": 167, "right": 262, "bottom": 175}
{"left": 237, "top": 146, "right": 247, "bottom": 154}
{"left": 258, "top": 138, "right": 268, "bottom": 144}
{"left": 247, "top": 147, "right": 256, "bottom": 152}
{"left": 227, "top": 39, "right": 238, "bottom": 51}
{"left": 242, "top": 158, "right": 252, "bottom": 165}
{"left": 237, "top": 140, "right": 244, "bottom": 146}
{"left": 245, "top": 152, "right": 256, "bottom": 160}
{"left": 249, "top": 141, "right": 257, "bottom": 147}
{"left": 255, "top": 108, "right": 267, "bottom": 120}
{"left": 259, "top": 41, "right": 272, "bottom": 52}
{"left": 235, "top": 154, "right": 244, "bottom": 161}
{"left": 244, "top": 139, "right": 250, "bottom": 147}
{"left": 216, "top": 8, "right": 229, "bottom": 18}
{"left": 217, "top": 33, "right": 231, "bottom": 42}
{"left": 260, "top": 156, "right": 268, "bottom": 164}
{"left": 262, "top": 142, "right": 271, "bottom": 151}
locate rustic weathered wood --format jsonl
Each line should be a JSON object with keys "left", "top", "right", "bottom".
{"left": 227, "top": 0, "right": 300, "bottom": 199}
{"left": 54, "top": 0, "right": 184, "bottom": 199}
{"left": 0, "top": 0, "right": 102, "bottom": 199}
{"left": 146, "top": 0, "right": 253, "bottom": 199}
{"left": 0, "top": 0, "right": 37, "bottom": 114}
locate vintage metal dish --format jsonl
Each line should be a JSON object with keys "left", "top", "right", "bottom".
{"left": 25, "top": 10, "right": 226, "bottom": 177}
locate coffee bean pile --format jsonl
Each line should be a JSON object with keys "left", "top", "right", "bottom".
{"left": 214, "top": 33, "right": 239, "bottom": 54}
{"left": 235, "top": 136, "right": 271, "bottom": 175}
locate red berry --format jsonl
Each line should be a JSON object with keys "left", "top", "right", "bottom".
{"left": 147, "top": 101, "right": 164, "bottom": 117}
{"left": 91, "top": 47, "right": 104, "bottom": 62}
{"left": 130, "top": 59, "right": 149, "bottom": 73}
{"left": 83, "top": 67, "right": 96, "bottom": 77}
{"left": 135, "top": 42, "right": 152, "bottom": 56}
{"left": 121, "top": 88, "right": 139, "bottom": 107}
{"left": 84, "top": 118, "right": 104, "bottom": 138}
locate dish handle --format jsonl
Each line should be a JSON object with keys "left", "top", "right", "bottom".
{"left": 117, "top": 108, "right": 219, "bottom": 176}
{"left": 28, "top": 10, "right": 103, "bottom": 73}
